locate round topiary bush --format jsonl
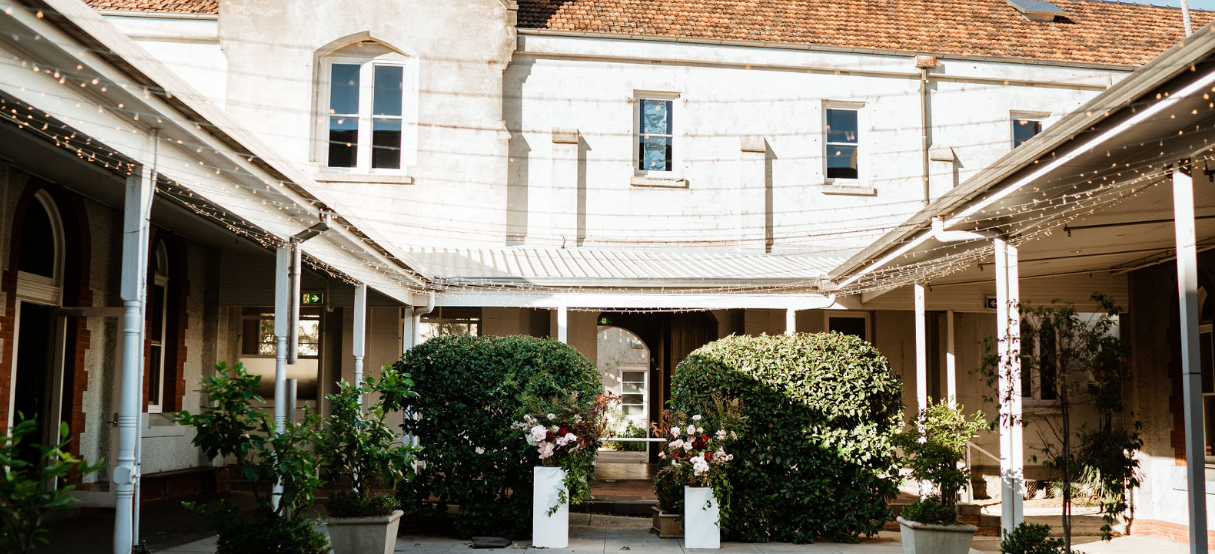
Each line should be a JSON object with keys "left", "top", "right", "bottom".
{"left": 393, "top": 335, "right": 601, "bottom": 538}
{"left": 670, "top": 332, "right": 903, "bottom": 543}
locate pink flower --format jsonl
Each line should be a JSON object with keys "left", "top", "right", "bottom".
{"left": 538, "top": 442, "right": 555, "bottom": 459}
{"left": 529, "top": 425, "right": 548, "bottom": 444}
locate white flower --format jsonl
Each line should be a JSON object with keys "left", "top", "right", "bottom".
{"left": 476, "top": 447, "right": 485, "bottom": 454}
{"left": 696, "top": 427, "right": 704, "bottom": 434}
{"left": 688, "top": 434, "right": 696, "bottom": 443}
{"left": 692, "top": 415, "right": 702, "bottom": 421}
{"left": 671, "top": 426, "right": 681, "bottom": 437}
{"left": 726, "top": 454, "right": 734, "bottom": 461}
{"left": 670, "top": 439, "right": 684, "bottom": 449}
{"left": 690, "top": 455, "right": 709, "bottom": 476}
{"left": 547, "top": 413, "right": 556, "bottom": 421}
{"left": 564, "top": 432, "right": 577, "bottom": 443}
{"left": 529, "top": 425, "right": 548, "bottom": 444}
{"left": 716, "top": 430, "right": 727, "bottom": 440}
{"left": 556, "top": 436, "right": 569, "bottom": 447}
{"left": 573, "top": 415, "right": 583, "bottom": 424}
{"left": 524, "top": 414, "right": 537, "bottom": 426}
{"left": 683, "top": 441, "right": 694, "bottom": 452}
{"left": 658, "top": 451, "right": 667, "bottom": 459}
{"left": 538, "top": 442, "right": 555, "bottom": 459}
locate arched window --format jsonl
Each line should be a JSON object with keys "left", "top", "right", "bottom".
{"left": 16, "top": 191, "right": 64, "bottom": 304}
{"left": 316, "top": 36, "right": 417, "bottom": 173}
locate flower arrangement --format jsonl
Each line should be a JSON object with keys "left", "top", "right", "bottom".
{"left": 513, "top": 392, "right": 614, "bottom": 513}
{"left": 654, "top": 411, "right": 736, "bottom": 486}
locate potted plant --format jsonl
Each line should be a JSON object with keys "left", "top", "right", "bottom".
{"left": 173, "top": 362, "right": 329, "bottom": 554}
{"left": 318, "top": 366, "right": 418, "bottom": 554}
{"left": 894, "top": 399, "right": 989, "bottom": 554}
{"left": 653, "top": 408, "right": 738, "bottom": 550}
{"left": 651, "top": 464, "right": 685, "bottom": 538}
{"left": 513, "top": 392, "right": 611, "bottom": 548}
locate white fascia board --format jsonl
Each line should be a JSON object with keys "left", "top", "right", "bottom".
{"left": 433, "top": 289, "right": 836, "bottom": 310}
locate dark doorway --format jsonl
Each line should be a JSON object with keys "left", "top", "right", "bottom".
{"left": 13, "top": 301, "right": 59, "bottom": 465}
{"left": 829, "top": 316, "right": 868, "bottom": 340}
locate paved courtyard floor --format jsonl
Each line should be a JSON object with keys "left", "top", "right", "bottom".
{"left": 154, "top": 520, "right": 1192, "bottom": 554}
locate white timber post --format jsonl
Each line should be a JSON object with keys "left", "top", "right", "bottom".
{"left": 1174, "top": 165, "right": 1209, "bottom": 554}
{"left": 557, "top": 306, "right": 569, "bottom": 344}
{"left": 353, "top": 283, "right": 367, "bottom": 387}
{"left": 914, "top": 283, "right": 928, "bottom": 415}
{"left": 946, "top": 309, "right": 957, "bottom": 407}
{"left": 114, "top": 165, "right": 153, "bottom": 554}
{"left": 785, "top": 308, "right": 796, "bottom": 336}
{"left": 271, "top": 245, "right": 290, "bottom": 510}
{"left": 994, "top": 238, "right": 1025, "bottom": 535}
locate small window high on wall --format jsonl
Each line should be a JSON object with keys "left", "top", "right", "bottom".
{"left": 318, "top": 39, "right": 416, "bottom": 173}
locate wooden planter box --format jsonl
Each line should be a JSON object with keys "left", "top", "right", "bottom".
{"left": 651, "top": 506, "right": 683, "bottom": 538}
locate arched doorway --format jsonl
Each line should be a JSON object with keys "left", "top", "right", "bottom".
{"left": 9, "top": 190, "right": 67, "bottom": 463}
{"left": 597, "top": 326, "right": 651, "bottom": 433}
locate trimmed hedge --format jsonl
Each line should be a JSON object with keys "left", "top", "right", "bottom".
{"left": 393, "top": 335, "right": 601, "bottom": 538}
{"left": 670, "top": 332, "right": 903, "bottom": 543}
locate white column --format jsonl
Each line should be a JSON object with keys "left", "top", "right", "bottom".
{"left": 785, "top": 308, "right": 796, "bottom": 336}
{"left": 114, "top": 167, "right": 153, "bottom": 554}
{"left": 946, "top": 309, "right": 957, "bottom": 407}
{"left": 557, "top": 306, "right": 568, "bottom": 344}
{"left": 914, "top": 283, "right": 928, "bottom": 414}
{"left": 1174, "top": 166, "right": 1209, "bottom": 554}
{"left": 271, "top": 245, "right": 290, "bottom": 510}
{"left": 994, "top": 238, "right": 1024, "bottom": 535}
{"left": 353, "top": 283, "right": 367, "bottom": 386}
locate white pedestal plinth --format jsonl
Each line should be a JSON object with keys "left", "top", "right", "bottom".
{"left": 684, "top": 486, "right": 720, "bottom": 549}
{"left": 532, "top": 466, "right": 568, "bottom": 548}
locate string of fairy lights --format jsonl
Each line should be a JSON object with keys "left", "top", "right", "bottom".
{"left": 2, "top": 2, "right": 1214, "bottom": 305}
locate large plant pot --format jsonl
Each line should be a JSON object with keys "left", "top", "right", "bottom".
{"left": 651, "top": 505, "right": 684, "bottom": 538}
{"left": 683, "top": 486, "right": 719, "bottom": 549}
{"left": 896, "top": 516, "right": 977, "bottom": 554}
{"left": 325, "top": 509, "right": 403, "bottom": 554}
{"left": 533, "top": 466, "right": 568, "bottom": 548}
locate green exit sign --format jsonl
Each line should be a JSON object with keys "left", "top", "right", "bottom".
{"left": 598, "top": 316, "right": 611, "bottom": 325}
{"left": 301, "top": 292, "right": 323, "bottom": 305}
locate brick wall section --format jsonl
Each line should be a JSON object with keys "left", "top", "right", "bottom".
{"left": 1133, "top": 519, "right": 1215, "bottom": 550}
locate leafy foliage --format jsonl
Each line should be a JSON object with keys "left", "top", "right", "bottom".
{"left": 670, "top": 332, "right": 904, "bottom": 543}
{"left": 0, "top": 416, "right": 104, "bottom": 554}
{"left": 324, "top": 491, "right": 399, "bottom": 519}
{"left": 894, "top": 400, "right": 989, "bottom": 516}
{"left": 999, "top": 522, "right": 1066, "bottom": 554}
{"left": 653, "top": 464, "right": 686, "bottom": 514}
{"left": 899, "top": 496, "right": 957, "bottom": 526}
{"left": 603, "top": 420, "right": 649, "bottom": 452}
{"left": 394, "top": 335, "right": 602, "bottom": 538}
{"left": 515, "top": 392, "right": 613, "bottom": 515}
{"left": 187, "top": 499, "right": 329, "bottom": 554}
{"left": 978, "top": 293, "right": 1140, "bottom": 547}
{"left": 173, "top": 362, "right": 327, "bottom": 551}
{"left": 319, "top": 365, "right": 417, "bottom": 518}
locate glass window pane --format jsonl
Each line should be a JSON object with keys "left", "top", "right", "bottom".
{"left": 372, "top": 119, "right": 402, "bottom": 169}
{"left": 373, "top": 65, "right": 404, "bottom": 117}
{"left": 329, "top": 64, "right": 360, "bottom": 115}
{"left": 328, "top": 116, "right": 358, "bottom": 168}
{"left": 298, "top": 320, "right": 320, "bottom": 357}
{"left": 826, "top": 144, "right": 858, "bottom": 179}
{"left": 150, "top": 285, "right": 166, "bottom": 343}
{"left": 622, "top": 382, "right": 644, "bottom": 394}
{"left": 621, "top": 372, "right": 645, "bottom": 383}
{"left": 640, "top": 99, "right": 672, "bottom": 136}
{"left": 148, "top": 345, "right": 162, "bottom": 404}
{"left": 1013, "top": 118, "right": 1042, "bottom": 148}
{"left": 622, "top": 393, "right": 645, "bottom": 405}
{"left": 622, "top": 405, "right": 645, "bottom": 416}
{"left": 18, "top": 201, "right": 55, "bottom": 278}
{"left": 259, "top": 319, "right": 276, "bottom": 355}
{"left": 639, "top": 136, "right": 672, "bottom": 172}
{"left": 826, "top": 109, "right": 858, "bottom": 144}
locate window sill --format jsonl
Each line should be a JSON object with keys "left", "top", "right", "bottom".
{"left": 631, "top": 176, "right": 688, "bottom": 188}
{"left": 315, "top": 173, "right": 414, "bottom": 186}
{"left": 820, "top": 183, "right": 876, "bottom": 196}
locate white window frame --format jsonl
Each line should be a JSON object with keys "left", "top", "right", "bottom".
{"left": 824, "top": 311, "right": 871, "bottom": 342}
{"left": 1011, "top": 111, "right": 1049, "bottom": 149}
{"left": 315, "top": 45, "right": 418, "bottom": 175}
{"left": 147, "top": 271, "right": 169, "bottom": 414}
{"left": 633, "top": 91, "right": 682, "bottom": 179}
{"left": 618, "top": 366, "right": 649, "bottom": 426}
{"left": 823, "top": 101, "right": 865, "bottom": 185}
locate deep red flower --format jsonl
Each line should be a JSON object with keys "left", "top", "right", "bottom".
{"left": 545, "top": 431, "right": 555, "bottom": 441}
{"left": 558, "top": 427, "right": 569, "bottom": 436}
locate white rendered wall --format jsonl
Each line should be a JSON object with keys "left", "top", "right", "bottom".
{"left": 98, "top": 14, "right": 228, "bottom": 111}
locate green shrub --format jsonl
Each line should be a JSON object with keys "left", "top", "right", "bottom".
{"left": 190, "top": 500, "right": 328, "bottom": 554}
{"left": 324, "top": 491, "right": 399, "bottom": 519}
{"left": 1000, "top": 522, "right": 1065, "bottom": 554}
{"left": 394, "top": 335, "right": 602, "bottom": 538}
{"left": 894, "top": 400, "right": 989, "bottom": 519}
{"left": 670, "top": 332, "right": 903, "bottom": 543}
{"left": 900, "top": 496, "right": 957, "bottom": 525}
{"left": 653, "top": 464, "right": 686, "bottom": 514}
{"left": 616, "top": 420, "right": 649, "bottom": 452}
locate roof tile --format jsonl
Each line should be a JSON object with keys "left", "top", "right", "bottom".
{"left": 84, "top": 0, "right": 216, "bottom": 15}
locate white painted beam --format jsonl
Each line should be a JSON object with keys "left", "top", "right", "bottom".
{"left": 433, "top": 290, "right": 836, "bottom": 311}
{"left": 1173, "top": 166, "right": 1209, "bottom": 554}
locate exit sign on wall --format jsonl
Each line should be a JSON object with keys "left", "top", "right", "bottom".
{"left": 301, "top": 292, "right": 323, "bottom": 305}
{"left": 984, "top": 296, "right": 998, "bottom": 310}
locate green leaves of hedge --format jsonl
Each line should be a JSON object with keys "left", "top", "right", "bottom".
{"left": 394, "top": 335, "right": 601, "bottom": 538}
{"left": 670, "top": 332, "right": 903, "bottom": 543}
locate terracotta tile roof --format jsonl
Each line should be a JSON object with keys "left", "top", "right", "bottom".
{"left": 84, "top": 0, "right": 217, "bottom": 15}
{"left": 517, "top": 0, "right": 1214, "bottom": 67}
